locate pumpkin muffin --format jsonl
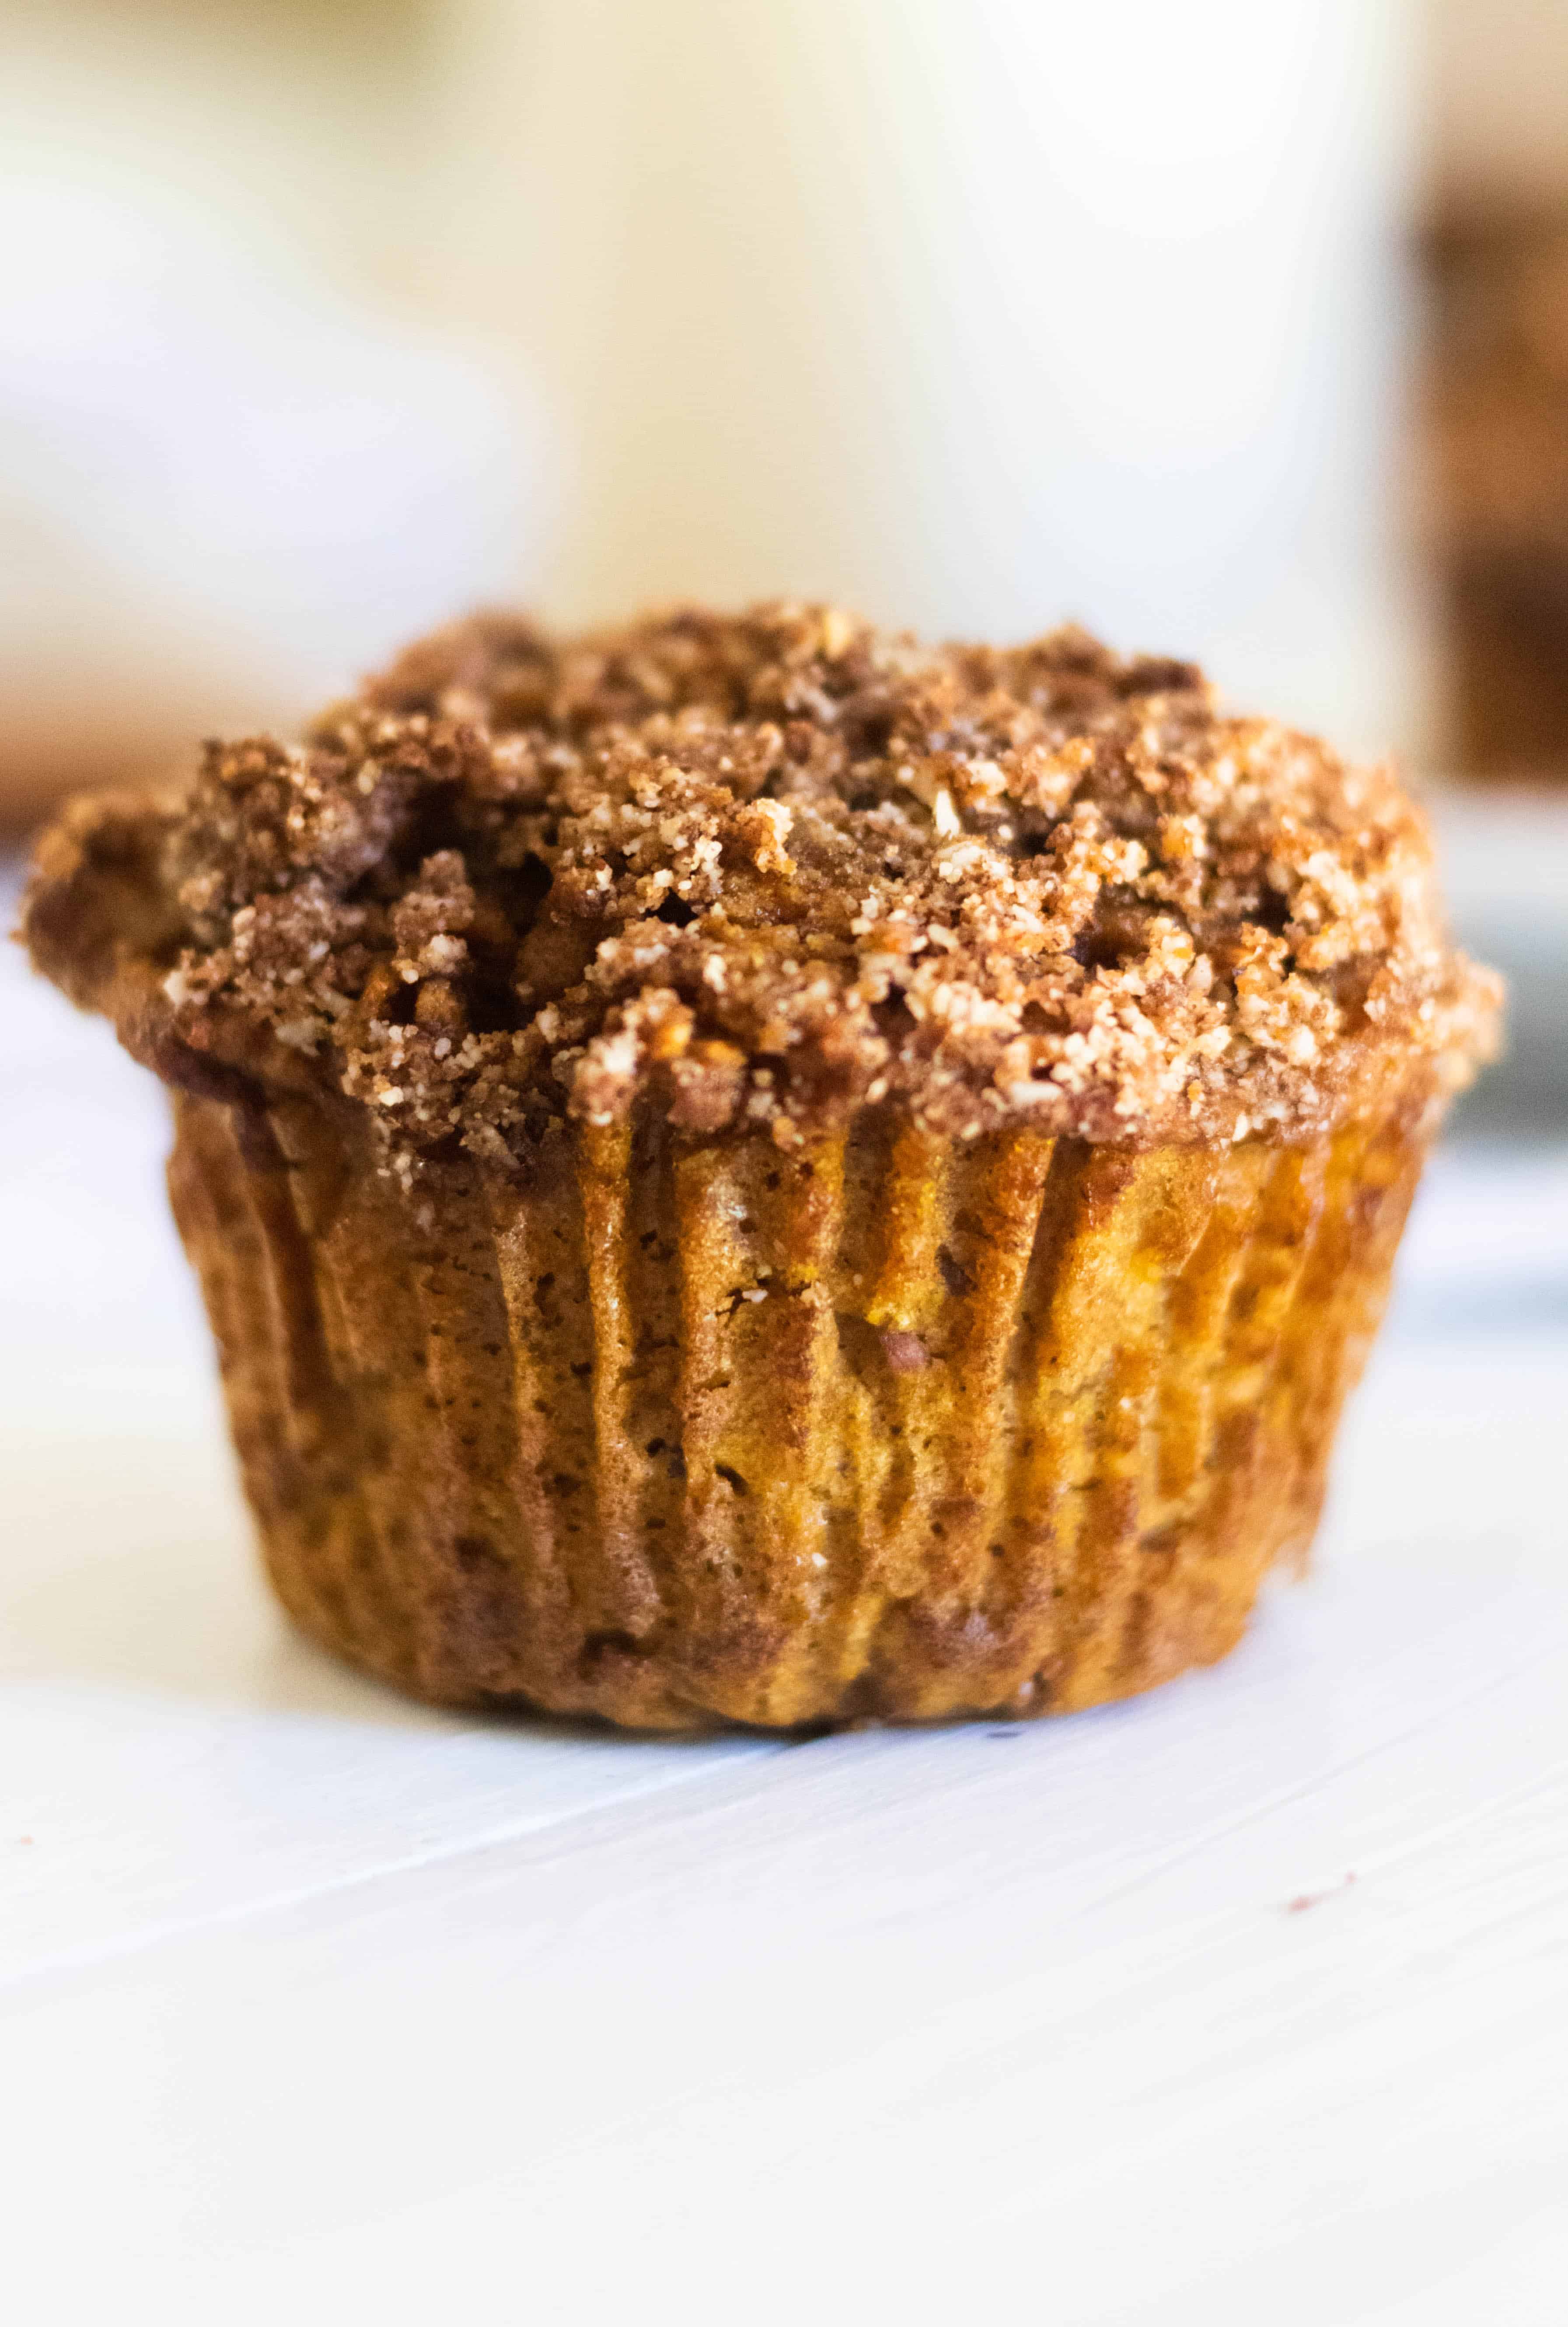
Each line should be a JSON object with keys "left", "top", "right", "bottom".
{"left": 21, "top": 605, "right": 1500, "bottom": 1728}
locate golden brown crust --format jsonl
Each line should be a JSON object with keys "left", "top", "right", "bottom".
{"left": 164, "top": 1078, "right": 1437, "bottom": 1729}
{"left": 21, "top": 604, "right": 1498, "bottom": 1162}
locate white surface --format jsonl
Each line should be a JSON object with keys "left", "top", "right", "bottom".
{"left": 4, "top": 889, "right": 1568, "bottom": 2324}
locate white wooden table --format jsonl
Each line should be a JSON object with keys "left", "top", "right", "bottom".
{"left": 5, "top": 868, "right": 1567, "bottom": 2325}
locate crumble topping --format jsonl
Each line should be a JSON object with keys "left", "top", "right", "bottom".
{"left": 24, "top": 602, "right": 1500, "bottom": 1159}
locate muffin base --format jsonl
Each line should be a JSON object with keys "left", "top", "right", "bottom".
{"left": 166, "top": 1088, "right": 1434, "bottom": 1729}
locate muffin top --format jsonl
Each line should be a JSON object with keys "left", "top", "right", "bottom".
{"left": 24, "top": 602, "right": 1499, "bottom": 1162}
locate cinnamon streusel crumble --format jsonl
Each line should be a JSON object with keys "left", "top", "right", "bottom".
{"left": 29, "top": 602, "right": 1498, "bottom": 1173}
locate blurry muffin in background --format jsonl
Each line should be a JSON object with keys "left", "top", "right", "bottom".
{"left": 23, "top": 606, "right": 1499, "bottom": 1729}
{"left": 1421, "top": 203, "right": 1568, "bottom": 785}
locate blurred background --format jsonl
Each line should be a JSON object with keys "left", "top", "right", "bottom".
{"left": 5, "top": 17, "right": 1567, "bottom": 2291}
{"left": 2, "top": 0, "right": 1565, "bottom": 1134}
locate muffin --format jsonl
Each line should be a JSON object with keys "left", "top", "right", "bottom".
{"left": 22, "top": 605, "right": 1500, "bottom": 1729}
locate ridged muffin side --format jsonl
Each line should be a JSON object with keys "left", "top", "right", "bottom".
{"left": 166, "top": 1078, "right": 1435, "bottom": 1729}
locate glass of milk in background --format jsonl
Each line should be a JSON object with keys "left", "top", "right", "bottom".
{"left": 2, "top": 0, "right": 1419, "bottom": 821}
{"left": 434, "top": 0, "right": 1421, "bottom": 760}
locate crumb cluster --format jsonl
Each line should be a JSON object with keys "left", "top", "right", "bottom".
{"left": 38, "top": 604, "right": 1501, "bottom": 1161}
